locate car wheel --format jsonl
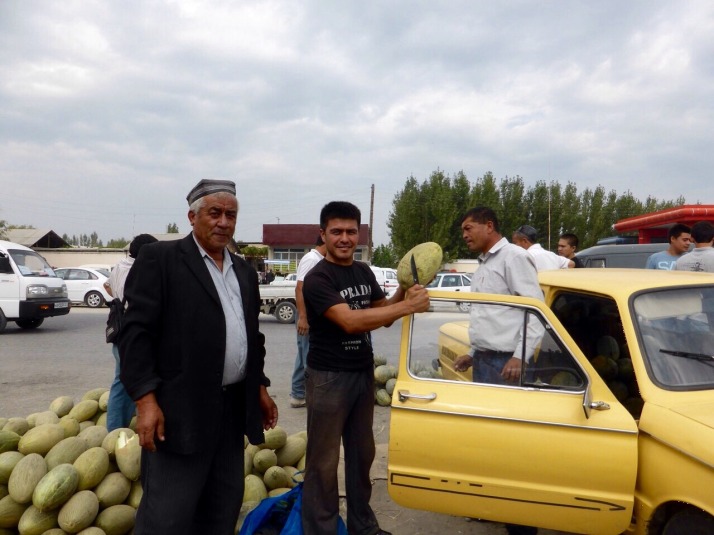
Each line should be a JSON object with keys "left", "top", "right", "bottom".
{"left": 663, "top": 509, "right": 714, "bottom": 535}
{"left": 85, "top": 291, "right": 105, "bottom": 308}
{"left": 0, "top": 309, "right": 7, "bottom": 333}
{"left": 274, "top": 301, "right": 297, "bottom": 324}
{"left": 15, "top": 318, "right": 44, "bottom": 329}
{"left": 457, "top": 301, "right": 471, "bottom": 313}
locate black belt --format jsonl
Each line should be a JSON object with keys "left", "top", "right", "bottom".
{"left": 473, "top": 349, "right": 512, "bottom": 358}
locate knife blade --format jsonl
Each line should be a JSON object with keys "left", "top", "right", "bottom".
{"left": 410, "top": 253, "right": 419, "bottom": 286}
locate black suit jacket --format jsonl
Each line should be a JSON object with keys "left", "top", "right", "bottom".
{"left": 119, "top": 234, "right": 269, "bottom": 453}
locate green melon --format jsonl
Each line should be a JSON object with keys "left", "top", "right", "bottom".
{"left": 590, "top": 356, "right": 618, "bottom": 381}
{"left": 32, "top": 463, "right": 79, "bottom": 512}
{"left": 8, "top": 453, "right": 47, "bottom": 504}
{"left": 94, "top": 472, "right": 131, "bottom": 509}
{"left": 33, "top": 411, "right": 60, "bottom": 427}
{"left": 45, "top": 437, "right": 88, "bottom": 471}
{"left": 0, "top": 452, "right": 24, "bottom": 485}
{"left": 114, "top": 432, "right": 140, "bottom": 482}
{"left": 385, "top": 378, "right": 397, "bottom": 396}
{"left": 275, "top": 436, "right": 306, "bottom": 467}
{"left": 73, "top": 447, "right": 110, "bottom": 491}
{"left": 126, "top": 480, "right": 142, "bottom": 509}
{"left": 243, "top": 450, "right": 254, "bottom": 478}
{"left": 49, "top": 396, "right": 74, "bottom": 418}
{"left": 81, "top": 389, "right": 108, "bottom": 403}
{"left": 0, "top": 431, "right": 21, "bottom": 454}
{"left": 17, "top": 504, "right": 59, "bottom": 535}
{"left": 596, "top": 336, "right": 620, "bottom": 360}
{"left": 77, "top": 426, "right": 108, "bottom": 449}
{"left": 59, "top": 416, "right": 81, "bottom": 439}
{"left": 373, "top": 354, "right": 387, "bottom": 367}
{"left": 252, "top": 449, "right": 277, "bottom": 474}
{"left": 281, "top": 466, "right": 303, "bottom": 488}
{"left": 94, "top": 504, "right": 135, "bottom": 535}
{"left": 296, "top": 454, "right": 306, "bottom": 472}
{"left": 375, "top": 389, "right": 391, "bottom": 407}
{"left": 263, "top": 466, "right": 289, "bottom": 490}
{"left": 397, "top": 242, "right": 443, "bottom": 289}
{"left": 101, "top": 429, "right": 134, "bottom": 460}
{"left": 98, "top": 391, "right": 110, "bottom": 412}
{"left": 18, "top": 425, "right": 66, "bottom": 456}
{"left": 94, "top": 413, "right": 108, "bottom": 428}
{"left": 243, "top": 475, "right": 267, "bottom": 503}
{"left": 258, "top": 427, "right": 287, "bottom": 450}
{"left": 0, "top": 485, "right": 8, "bottom": 501}
{"left": 68, "top": 401, "right": 99, "bottom": 423}
{"left": 78, "top": 421, "right": 94, "bottom": 432}
{"left": 374, "top": 365, "right": 391, "bottom": 385}
{"left": 267, "top": 488, "right": 291, "bottom": 497}
{"left": 75, "top": 527, "right": 107, "bottom": 535}
{"left": 550, "top": 371, "right": 581, "bottom": 387}
{"left": 3, "top": 418, "right": 29, "bottom": 437}
{"left": 0, "top": 494, "right": 29, "bottom": 528}
{"left": 58, "top": 489, "right": 99, "bottom": 533}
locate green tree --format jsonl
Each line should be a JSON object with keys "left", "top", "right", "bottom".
{"left": 167, "top": 222, "right": 179, "bottom": 233}
{"left": 107, "top": 238, "right": 130, "bottom": 248}
{"left": 0, "top": 219, "right": 7, "bottom": 240}
{"left": 372, "top": 244, "right": 399, "bottom": 268}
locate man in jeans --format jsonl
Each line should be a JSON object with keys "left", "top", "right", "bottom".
{"left": 453, "top": 206, "right": 543, "bottom": 535}
{"left": 301, "top": 201, "right": 429, "bottom": 535}
{"left": 104, "top": 233, "right": 157, "bottom": 431}
{"left": 289, "top": 235, "right": 326, "bottom": 408}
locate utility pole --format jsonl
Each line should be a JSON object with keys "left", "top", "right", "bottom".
{"left": 368, "top": 184, "right": 374, "bottom": 263}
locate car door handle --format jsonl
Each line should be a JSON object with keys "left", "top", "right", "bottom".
{"left": 588, "top": 401, "right": 610, "bottom": 411}
{"left": 398, "top": 390, "right": 437, "bottom": 402}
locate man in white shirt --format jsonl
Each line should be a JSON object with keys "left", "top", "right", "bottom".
{"left": 454, "top": 208, "right": 544, "bottom": 384}
{"left": 675, "top": 221, "right": 714, "bottom": 272}
{"left": 512, "top": 225, "right": 573, "bottom": 271}
{"left": 289, "top": 236, "right": 327, "bottom": 408}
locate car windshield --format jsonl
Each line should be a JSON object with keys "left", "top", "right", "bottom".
{"left": 8, "top": 249, "right": 57, "bottom": 277}
{"left": 634, "top": 286, "right": 714, "bottom": 390}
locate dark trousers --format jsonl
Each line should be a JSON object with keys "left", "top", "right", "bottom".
{"left": 302, "top": 367, "right": 379, "bottom": 535}
{"left": 473, "top": 350, "right": 513, "bottom": 384}
{"left": 134, "top": 383, "right": 246, "bottom": 535}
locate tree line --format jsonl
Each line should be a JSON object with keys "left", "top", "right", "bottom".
{"left": 372, "top": 170, "right": 685, "bottom": 267}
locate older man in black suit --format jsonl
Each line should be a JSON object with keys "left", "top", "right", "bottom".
{"left": 119, "top": 179, "right": 278, "bottom": 535}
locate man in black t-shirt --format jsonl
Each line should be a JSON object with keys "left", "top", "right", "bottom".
{"left": 301, "top": 201, "right": 430, "bottom": 535}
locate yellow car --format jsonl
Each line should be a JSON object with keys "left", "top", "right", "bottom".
{"left": 388, "top": 269, "right": 714, "bottom": 534}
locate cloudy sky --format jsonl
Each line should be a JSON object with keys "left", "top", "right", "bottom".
{"left": 1, "top": 1, "right": 713, "bottom": 246}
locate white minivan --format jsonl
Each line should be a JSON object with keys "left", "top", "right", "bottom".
{"left": 370, "top": 266, "right": 399, "bottom": 294}
{"left": 0, "top": 240, "right": 71, "bottom": 333}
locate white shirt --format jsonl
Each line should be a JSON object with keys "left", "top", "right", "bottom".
{"left": 675, "top": 246, "right": 714, "bottom": 272}
{"left": 469, "top": 238, "right": 544, "bottom": 358}
{"left": 107, "top": 257, "right": 134, "bottom": 301}
{"left": 193, "top": 236, "right": 248, "bottom": 385}
{"left": 527, "top": 244, "right": 570, "bottom": 271}
{"left": 297, "top": 248, "right": 325, "bottom": 281}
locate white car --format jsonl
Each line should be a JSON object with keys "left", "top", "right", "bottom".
{"left": 425, "top": 272, "right": 472, "bottom": 311}
{"left": 54, "top": 267, "right": 112, "bottom": 308}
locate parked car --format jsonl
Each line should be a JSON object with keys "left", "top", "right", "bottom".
{"left": 54, "top": 267, "right": 112, "bottom": 308}
{"left": 389, "top": 268, "right": 714, "bottom": 534}
{"left": 575, "top": 243, "right": 669, "bottom": 268}
{"left": 425, "top": 272, "right": 472, "bottom": 311}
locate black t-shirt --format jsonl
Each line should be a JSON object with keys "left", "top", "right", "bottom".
{"left": 303, "top": 259, "right": 385, "bottom": 372}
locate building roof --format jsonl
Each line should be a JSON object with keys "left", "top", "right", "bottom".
{"left": 262, "top": 224, "right": 370, "bottom": 246}
{"left": 614, "top": 204, "right": 714, "bottom": 233}
{"left": 4, "top": 229, "right": 69, "bottom": 248}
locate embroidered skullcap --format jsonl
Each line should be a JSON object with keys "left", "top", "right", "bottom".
{"left": 515, "top": 225, "right": 538, "bottom": 243}
{"left": 186, "top": 179, "right": 236, "bottom": 205}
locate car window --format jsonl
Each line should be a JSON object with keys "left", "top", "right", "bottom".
{"left": 409, "top": 297, "right": 586, "bottom": 392}
{"left": 443, "top": 275, "right": 460, "bottom": 287}
{"left": 426, "top": 275, "right": 442, "bottom": 288}
{"left": 633, "top": 286, "right": 714, "bottom": 390}
{"left": 68, "top": 269, "right": 91, "bottom": 281}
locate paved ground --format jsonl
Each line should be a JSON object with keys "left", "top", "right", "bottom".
{"left": 0, "top": 307, "right": 570, "bottom": 535}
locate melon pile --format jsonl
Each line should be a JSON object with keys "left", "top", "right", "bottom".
{"left": 1, "top": 390, "right": 308, "bottom": 535}
{"left": 373, "top": 355, "right": 397, "bottom": 407}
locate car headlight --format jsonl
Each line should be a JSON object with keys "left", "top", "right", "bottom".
{"left": 26, "top": 285, "right": 49, "bottom": 297}
{"left": 61, "top": 284, "right": 68, "bottom": 298}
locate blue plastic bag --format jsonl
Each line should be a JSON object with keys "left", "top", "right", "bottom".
{"left": 238, "top": 483, "right": 347, "bottom": 535}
